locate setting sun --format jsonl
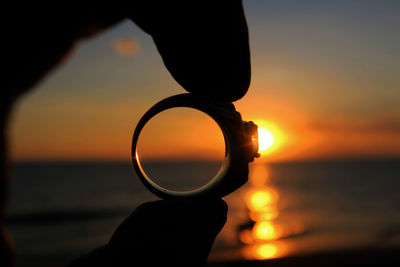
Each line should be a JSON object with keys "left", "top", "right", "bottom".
{"left": 258, "top": 128, "right": 274, "bottom": 151}
{"left": 251, "top": 120, "right": 286, "bottom": 159}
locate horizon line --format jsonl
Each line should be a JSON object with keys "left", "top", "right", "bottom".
{"left": 11, "top": 156, "right": 400, "bottom": 164}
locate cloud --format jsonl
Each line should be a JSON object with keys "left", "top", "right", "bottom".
{"left": 113, "top": 38, "right": 139, "bottom": 56}
{"left": 310, "top": 114, "right": 400, "bottom": 134}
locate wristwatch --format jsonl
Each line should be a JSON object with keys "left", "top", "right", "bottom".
{"left": 131, "top": 93, "right": 259, "bottom": 199}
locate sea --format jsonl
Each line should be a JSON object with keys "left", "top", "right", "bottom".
{"left": 5, "top": 160, "right": 400, "bottom": 266}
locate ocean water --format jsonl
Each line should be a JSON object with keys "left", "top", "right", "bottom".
{"left": 6, "top": 160, "right": 400, "bottom": 265}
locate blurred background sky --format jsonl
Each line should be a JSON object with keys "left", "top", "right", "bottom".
{"left": 10, "top": 0, "right": 400, "bottom": 162}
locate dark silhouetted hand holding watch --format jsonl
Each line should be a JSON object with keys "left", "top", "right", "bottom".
{"left": 1, "top": 1, "right": 250, "bottom": 266}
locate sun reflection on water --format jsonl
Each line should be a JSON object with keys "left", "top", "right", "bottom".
{"left": 246, "top": 188, "right": 279, "bottom": 211}
{"left": 249, "top": 205, "right": 279, "bottom": 221}
{"left": 242, "top": 241, "right": 286, "bottom": 260}
{"left": 253, "top": 221, "right": 282, "bottom": 241}
{"left": 238, "top": 163, "right": 305, "bottom": 260}
{"left": 255, "top": 243, "right": 278, "bottom": 258}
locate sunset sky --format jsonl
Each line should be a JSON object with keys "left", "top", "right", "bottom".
{"left": 10, "top": 0, "right": 400, "bottom": 162}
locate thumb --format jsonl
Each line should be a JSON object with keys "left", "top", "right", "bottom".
{"left": 108, "top": 198, "right": 228, "bottom": 265}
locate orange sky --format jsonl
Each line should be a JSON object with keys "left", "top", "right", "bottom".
{"left": 10, "top": 91, "right": 400, "bottom": 162}
{"left": 9, "top": 2, "right": 400, "bottom": 162}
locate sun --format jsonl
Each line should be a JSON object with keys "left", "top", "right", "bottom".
{"left": 258, "top": 128, "right": 274, "bottom": 151}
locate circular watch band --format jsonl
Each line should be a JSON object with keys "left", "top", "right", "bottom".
{"left": 131, "top": 93, "right": 258, "bottom": 199}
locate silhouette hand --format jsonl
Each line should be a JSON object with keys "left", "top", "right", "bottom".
{"left": 68, "top": 199, "right": 228, "bottom": 266}
{"left": 6, "top": 1, "right": 250, "bottom": 103}
{"left": 130, "top": 0, "right": 250, "bottom": 101}
{"left": 3, "top": 1, "right": 249, "bottom": 266}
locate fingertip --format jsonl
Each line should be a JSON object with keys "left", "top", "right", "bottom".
{"left": 192, "top": 198, "right": 228, "bottom": 231}
{"left": 206, "top": 198, "right": 228, "bottom": 217}
{"left": 214, "top": 198, "right": 229, "bottom": 227}
{"left": 129, "top": 0, "right": 251, "bottom": 102}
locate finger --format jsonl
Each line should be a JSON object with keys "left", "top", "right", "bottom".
{"left": 128, "top": 0, "right": 251, "bottom": 102}
{"left": 109, "top": 199, "right": 228, "bottom": 265}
